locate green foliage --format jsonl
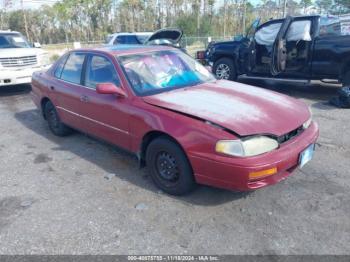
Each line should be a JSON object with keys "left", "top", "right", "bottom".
{"left": 1, "top": 0, "right": 347, "bottom": 45}
{"left": 333, "top": 0, "right": 350, "bottom": 14}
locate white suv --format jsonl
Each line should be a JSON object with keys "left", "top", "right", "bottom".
{"left": 0, "top": 30, "right": 51, "bottom": 87}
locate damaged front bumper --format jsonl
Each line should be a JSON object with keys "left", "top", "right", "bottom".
{"left": 188, "top": 122, "right": 319, "bottom": 191}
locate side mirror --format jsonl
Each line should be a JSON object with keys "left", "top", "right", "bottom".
{"left": 33, "top": 42, "right": 41, "bottom": 48}
{"left": 96, "top": 83, "right": 126, "bottom": 97}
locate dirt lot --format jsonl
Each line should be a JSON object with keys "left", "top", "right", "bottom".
{"left": 0, "top": 82, "right": 349, "bottom": 255}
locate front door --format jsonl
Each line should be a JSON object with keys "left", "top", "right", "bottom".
{"left": 78, "top": 53, "right": 131, "bottom": 150}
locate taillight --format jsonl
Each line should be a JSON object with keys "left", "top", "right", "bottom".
{"left": 196, "top": 51, "right": 205, "bottom": 59}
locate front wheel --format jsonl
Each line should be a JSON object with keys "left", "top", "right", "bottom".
{"left": 145, "top": 137, "right": 196, "bottom": 195}
{"left": 213, "top": 57, "right": 237, "bottom": 80}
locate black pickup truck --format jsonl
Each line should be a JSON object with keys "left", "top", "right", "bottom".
{"left": 199, "top": 15, "right": 350, "bottom": 85}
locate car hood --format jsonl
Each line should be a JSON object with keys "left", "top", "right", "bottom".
{"left": 143, "top": 80, "right": 310, "bottom": 137}
{"left": 145, "top": 28, "right": 183, "bottom": 44}
{"left": 0, "top": 47, "right": 45, "bottom": 58}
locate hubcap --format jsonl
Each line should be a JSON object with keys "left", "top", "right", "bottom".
{"left": 156, "top": 151, "right": 179, "bottom": 182}
{"left": 216, "top": 64, "right": 230, "bottom": 79}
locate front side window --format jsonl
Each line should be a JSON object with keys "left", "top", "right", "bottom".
{"left": 0, "top": 33, "right": 31, "bottom": 48}
{"left": 119, "top": 50, "right": 215, "bottom": 96}
{"left": 255, "top": 22, "right": 282, "bottom": 46}
{"left": 85, "top": 55, "right": 120, "bottom": 89}
{"left": 60, "top": 53, "right": 85, "bottom": 84}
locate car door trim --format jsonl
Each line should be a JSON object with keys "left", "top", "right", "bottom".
{"left": 56, "top": 106, "right": 129, "bottom": 135}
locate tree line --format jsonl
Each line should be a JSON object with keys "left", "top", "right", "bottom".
{"left": 0, "top": 0, "right": 349, "bottom": 45}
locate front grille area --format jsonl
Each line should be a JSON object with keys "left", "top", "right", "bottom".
{"left": 277, "top": 125, "right": 304, "bottom": 144}
{"left": 0, "top": 55, "right": 37, "bottom": 67}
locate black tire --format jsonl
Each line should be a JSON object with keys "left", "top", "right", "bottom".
{"left": 343, "top": 70, "right": 350, "bottom": 86}
{"left": 213, "top": 57, "right": 236, "bottom": 81}
{"left": 44, "top": 101, "right": 73, "bottom": 136}
{"left": 145, "top": 137, "right": 196, "bottom": 195}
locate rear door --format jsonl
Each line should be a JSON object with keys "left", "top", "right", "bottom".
{"left": 312, "top": 16, "right": 344, "bottom": 79}
{"left": 51, "top": 52, "right": 87, "bottom": 130}
{"left": 78, "top": 53, "right": 131, "bottom": 150}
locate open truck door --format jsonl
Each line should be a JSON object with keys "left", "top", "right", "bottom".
{"left": 270, "top": 16, "right": 293, "bottom": 75}
{"left": 245, "top": 18, "right": 261, "bottom": 72}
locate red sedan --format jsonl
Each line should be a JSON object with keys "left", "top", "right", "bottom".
{"left": 31, "top": 45, "right": 319, "bottom": 195}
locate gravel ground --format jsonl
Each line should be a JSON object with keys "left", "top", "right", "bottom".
{"left": 0, "top": 82, "right": 349, "bottom": 255}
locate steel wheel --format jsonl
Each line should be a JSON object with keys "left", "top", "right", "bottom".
{"left": 146, "top": 137, "right": 196, "bottom": 195}
{"left": 155, "top": 151, "right": 180, "bottom": 185}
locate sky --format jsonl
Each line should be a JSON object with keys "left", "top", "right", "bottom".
{"left": 2, "top": 0, "right": 58, "bottom": 10}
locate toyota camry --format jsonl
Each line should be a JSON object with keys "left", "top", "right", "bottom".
{"left": 31, "top": 45, "right": 319, "bottom": 195}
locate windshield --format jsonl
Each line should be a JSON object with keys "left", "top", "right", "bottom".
{"left": 118, "top": 50, "right": 216, "bottom": 96}
{"left": 0, "top": 33, "right": 31, "bottom": 48}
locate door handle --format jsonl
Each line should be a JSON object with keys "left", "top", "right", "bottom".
{"left": 80, "top": 95, "right": 89, "bottom": 102}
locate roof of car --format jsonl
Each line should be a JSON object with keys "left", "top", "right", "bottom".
{"left": 0, "top": 30, "right": 20, "bottom": 34}
{"left": 108, "top": 32, "right": 153, "bottom": 37}
{"left": 76, "top": 44, "right": 175, "bottom": 56}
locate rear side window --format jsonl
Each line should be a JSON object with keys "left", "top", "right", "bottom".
{"left": 319, "top": 16, "right": 341, "bottom": 37}
{"left": 85, "top": 55, "right": 120, "bottom": 89}
{"left": 60, "top": 53, "right": 86, "bottom": 84}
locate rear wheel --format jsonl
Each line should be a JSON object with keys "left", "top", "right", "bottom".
{"left": 44, "top": 101, "right": 73, "bottom": 136}
{"left": 145, "top": 137, "right": 196, "bottom": 195}
{"left": 213, "top": 57, "right": 236, "bottom": 80}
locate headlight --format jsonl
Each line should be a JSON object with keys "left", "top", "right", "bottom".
{"left": 303, "top": 107, "right": 312, "bottom": 129}
{"left": 215, "top": 136, "right": 279, "bottom": 157}
{"left": 303, "top": 117, "right": 312, "bottom": 129}
{"left": 38, "top": 53, "right": 51, "bottom": 66}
